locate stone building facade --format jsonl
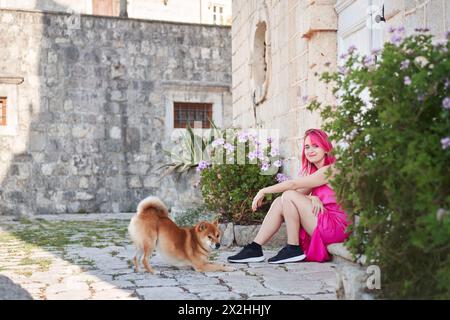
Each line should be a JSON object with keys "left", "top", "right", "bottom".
{"left": 0, "top": 0, "right": 232, "bottom": 25}
{"left": 232, "top": 0, "right": 449, "bottom": 178}
{"left": 0, "top": 9, "right": 231, "bottom": 215}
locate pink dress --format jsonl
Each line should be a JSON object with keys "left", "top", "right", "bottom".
{"left": 299, "top": 184, "right": 351, "bottom": 262}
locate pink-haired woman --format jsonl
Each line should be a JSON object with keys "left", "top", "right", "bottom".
{"left": 228, "top": 129, "right": 351, "bottom": 264}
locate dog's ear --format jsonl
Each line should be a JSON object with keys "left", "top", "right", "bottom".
{"left": 213, "top": 219, "right": 219, "bottom": 227}
{"left": 197, "top": 221, "right": 207, "bottom": 232}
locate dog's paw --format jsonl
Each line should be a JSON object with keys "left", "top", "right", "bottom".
{"left": 222, "top": 266, "right": 236, "bottom": 272}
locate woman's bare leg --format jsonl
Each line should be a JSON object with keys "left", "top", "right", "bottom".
{"left": 281, "top": 191, "right": 302, "bottom": 245}
{"left": 253, "top": 196, "right": 284, "bottom": 245}
{"left": 281, "top": 190, "right": 318, "bottom": 244}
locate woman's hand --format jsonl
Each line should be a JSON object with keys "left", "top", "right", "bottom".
{"left": 308, "top": 195, "right": 324, "bottom": 217}
{"left": 251, "top": 190, "right": 265, "bottom": 212}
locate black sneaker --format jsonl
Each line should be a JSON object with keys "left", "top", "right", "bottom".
{"left": 268, "top": 245, "right": 306, "bottom": 264}
{"left": 227, "top": 244, "right": 265, "bottom": 263}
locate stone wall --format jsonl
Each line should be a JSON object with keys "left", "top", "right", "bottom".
{"left": 0, "top": 9, "right": 232, "bottom": 215}
{"left": 383, "top": 0, "right": 449, "bottom": 37}
{"left": 231, "top": 0, "right": 338, "bottom": 178}
{"left": 232, "top": 0, "right": 449, "bottom": 179}
{"left": 0, "top": 0, "right": 232, "bottom": 25}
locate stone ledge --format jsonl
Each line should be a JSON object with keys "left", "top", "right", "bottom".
{"left": 327, "top": 243, "right": 374, "bottom": 300}
{"left": 327, "top": 243, "right": 367, "bottom": 265}
{"left": 218, "top": 223, "right": 287, "bottom": 248}
{"left": 0, "top": 76, "right": 24, "bottom": 85}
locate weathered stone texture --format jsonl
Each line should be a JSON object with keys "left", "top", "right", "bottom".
{"left": 0, "top": 10, "right": 231, "bottom": 215}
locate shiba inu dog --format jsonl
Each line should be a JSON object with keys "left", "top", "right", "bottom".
{"left": 128, "top": 196, "right": 233, "bottom": 273}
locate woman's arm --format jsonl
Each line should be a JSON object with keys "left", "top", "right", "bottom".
{"left": 261, "top": 165, "right": 335, "bottom": 195}
{"left": 295, "top": 187, "right": 312, "bottom": 195}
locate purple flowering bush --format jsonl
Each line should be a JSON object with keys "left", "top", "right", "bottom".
{"left": 308, "top": 29, "right": 449, "bottom": 299}
{"left": 199, "top": 129, "right": 284, "bottom": 225}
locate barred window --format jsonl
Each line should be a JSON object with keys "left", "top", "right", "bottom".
{"left": 174, "top": 102, "right": 212, "bottom": 129}
{"left": 211, "top": 4, "right": 224, "bottom": 25}
{"left": 0, "top": 97, "right": 6, "bottom": 126}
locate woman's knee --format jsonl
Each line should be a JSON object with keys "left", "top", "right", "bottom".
{"left": 267, "top": 196, "right": 282, "bottom": 215}
{"left": 281, "top": 190, "right": 294, "bottom": 202}
{"left": 281, "top": 190, "right": 306, "bottom": 203}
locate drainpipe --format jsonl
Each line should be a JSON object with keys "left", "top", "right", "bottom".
{"left": 369, "top": 0, "right": 373, "bottom": 52}
{"left": 120, "top": 0, "right": 128, "bottom": 17}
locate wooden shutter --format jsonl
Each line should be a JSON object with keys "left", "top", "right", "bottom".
{"left": 0, "top": 97, "right": 6, "bottom": 126}
{"left": 93, "top": 0, "right": 113, "bottom": 16}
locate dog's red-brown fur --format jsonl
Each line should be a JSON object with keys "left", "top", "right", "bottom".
{"left": 128, "top": 196, "right": 233, "bottom": 273}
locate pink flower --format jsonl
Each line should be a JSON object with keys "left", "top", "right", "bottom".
{"left": 196, "top": 160, "right": 209, "bottom": 173}
{"left": 371, "top": 48, "right": 381, "bottom": 55}
{"left": 347, "top": 45, "right": 357, "bottom": 54}
{"left": 211, "top": 138, "right": 225, "bottom": 147}
{"left": 400, "top": 59, "right": 410, "bottom": 70}
{"left": 273, "top": 160, "right": 283, "bottom": 167}
{"left": 223, "top": 143, "right": 235, "bottom": 153}
{"left": 301, "top": 95, "right": 309, "bottom": 104}
{"left": 248, "top": 151, "right": 257, "bottom": 161}
{"left": 363, "top": 55, "right": 374, "bottom": 67}
{"left": 238, "top": 132, "right": 249, "bottom": 143}
{"left": 276, "top": 173, "right": 289, "bottom": 183}
{"left": 404, "top": 76, "right": 412, "bottom": 85}
{"left": 441, "top": 137, "right": 450, "bottom": 149}
{"left": 442, "top": 97, "right": 450, "bottom": 110}
{"left": 338, "top": 66, "right": 347, "bottom": 75}
{"left": 269, "top": 148, "right": 279, "bottom": 157}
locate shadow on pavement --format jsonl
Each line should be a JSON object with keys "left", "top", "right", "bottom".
{"left": 0, "top": 275, "right": 33, "bottom": 300}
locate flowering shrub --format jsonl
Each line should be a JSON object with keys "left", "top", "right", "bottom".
{"left": 308, "top": 28, "right": 449, "bottom": 299}
{"left": 198, "top": 129, "right": 285, "bottom": 225}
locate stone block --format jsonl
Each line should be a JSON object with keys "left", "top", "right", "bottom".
{"left": 301, "top": 3, "right": 337, "bottom": 38}
{"left": 335, "top": 263, "right": 375, "bottom": 300}
{"left": 219, "top": 223, "right": 234, "bottom": 247}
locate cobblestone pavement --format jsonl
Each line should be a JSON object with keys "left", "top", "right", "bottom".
{"left": 0, "top": 214, "right": 338, "bottom": 300}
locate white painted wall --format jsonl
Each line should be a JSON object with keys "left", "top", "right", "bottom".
{"left": 336, "top": 0, "right": 450, "bottom": 58}
{"left": 0, "top": 0, "right": 232, "bottom": 25}
{"left": 336, "top": 0, "right": 385, "bottom": 61}
{"left": 0, "top": 0, "right": 93, "bottom": 13}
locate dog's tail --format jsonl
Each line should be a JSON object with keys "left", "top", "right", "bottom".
{"left": 136, "top": 196, "right": 169, "bottom": 218}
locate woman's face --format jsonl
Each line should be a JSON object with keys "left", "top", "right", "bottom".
{"left": 304, "top": 135, "right": 326, "bottom": 164}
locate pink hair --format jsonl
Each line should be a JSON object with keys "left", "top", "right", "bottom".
{"left": 301, "top": 129, "right": 336, "bottom": 176}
